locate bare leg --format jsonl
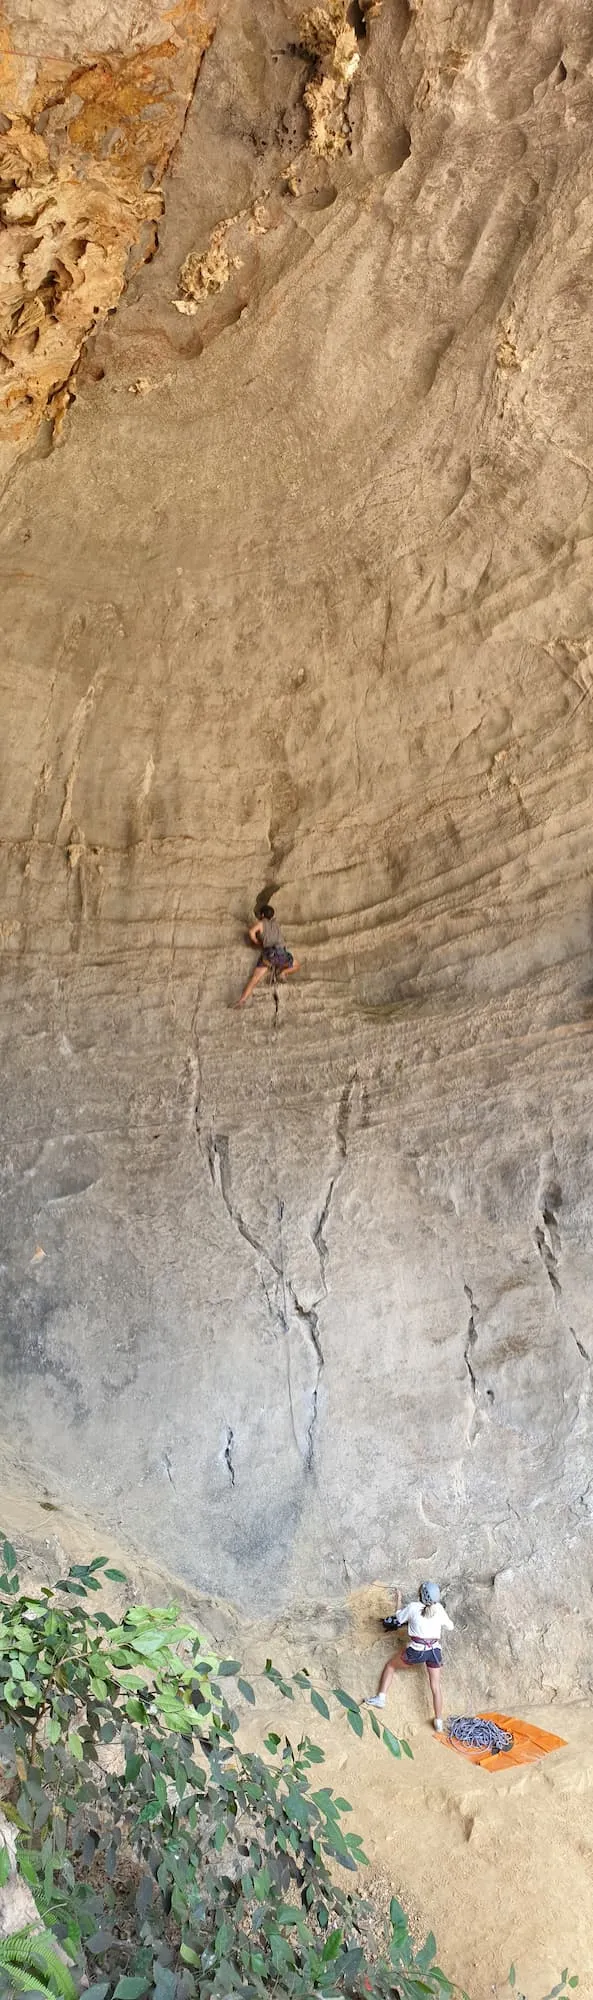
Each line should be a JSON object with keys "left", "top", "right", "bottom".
{"left": 426, "top": 1666, "right": 443, "bottom": 1725}
{"left": 279, "top": 957, "right": 300, "bottom": 980}
{"left": 366, "top": 1652, "right": 413, "bottom": 1705}
{"left": 235, "top": 964, "right": 269, "bottom": 1008}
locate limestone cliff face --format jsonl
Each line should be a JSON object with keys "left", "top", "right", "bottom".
{"left": 1, "top": 0, "right": 593, "bottom": 1699}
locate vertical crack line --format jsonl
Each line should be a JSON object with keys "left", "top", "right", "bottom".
{"left": 196, "top": 1122, "right": 341, "bottom": 1476}
{"left": 336, "top": 1071, "right": 357, "bottom": 1160}
{"left": 311, "top": 1070, "right": 357, "bottom": 1300}
{"left": 312, "top": 1179, "right": 334, "bottom": 1295}
{"left": 570, "top": 1326, "right": 590, "bottom": 1363}
{"left": 534, "top": 1212, "right": 561, "bottom": 1302}
{"left": 277, "top": 1197, "right": 302, "bottom": 1463}
{"left": 463, "top": 1281, "right": 479, "bottom": 1396}
{"left": 535, "top": 1146, "right": 562, "bottom": 1303}
{"left": 224, "top": 1427, "right": 236, "bottom": 1489}
{"left": 163, "top": 1449, "right": 176, "bottom": 1490}
{"left": 291, "top": 1290, "right": 324, "bottom": 1474}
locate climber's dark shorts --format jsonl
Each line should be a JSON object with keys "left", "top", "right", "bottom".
{"left": 403, "top": 1645, "right": 442, "bottom": 1668}
{"left": 259, "top": 947, "right": 294, "bottom": 971}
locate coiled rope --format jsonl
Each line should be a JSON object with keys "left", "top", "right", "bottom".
{"left": 446, "top": 1716, "right": 514, "bottom": 1754}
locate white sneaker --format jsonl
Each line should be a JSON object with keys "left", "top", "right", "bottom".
{"left": 433, "top": 1718, "right": 444, "bottom": 1732}
{"left": 366, "top": 1694, "right": 386, "bottom": 1709}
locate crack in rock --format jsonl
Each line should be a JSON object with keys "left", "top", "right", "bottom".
{"left": 224, "top": 1426, "right": 236, "bottom": 1488}
{"left": 535, "top": 1146, "right": 562, "bottom": 1303}
{"left": 197, "top": 1120, "right": 282, "bottom": 1334}
{"left": 196, "top": 1120, "right": 317, "bottom": 1466}
{"left": 570, "top": 1326, "right": 590, "bottom": 1363}
{"left": 534, "top": 1208, "right": 562, "bottom": 1302}
{"left": 311, "top": 1071, "right": 357, "bottom": 1297}
{"left": 463, "top": 1280, "right": 479, "bottom": 1395}
{"left": 291, "top": 1293, "right": 324, "bottom": 1472}
{"left": 195, "top": 1083, "right": 356, "bottom": 1477}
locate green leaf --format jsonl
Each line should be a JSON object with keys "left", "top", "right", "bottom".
{"left": 509, "top": 1970, "right": 516, "bottom": 1990}
{"left": 332, "top": 1687, "right": 360, "bottom": 1713}
{"left": 347, "top": 1707, "right": 364, "bottom": 1739}
{"left": 383, "top": 1726, "right": 401, "bottom": 1758}
{"left": 2, "top": 1542, "right": 17, "bottom": 1573}
{"left": 310, "top": 1688, "right": 330, "bottom": 1720}
{"left": 217, "top": 1659, "right": 241, "bottom": 1677}
{"left": 47, "top": 1717, "right": 61, "bottom": 1745}
{"left": 401, "top": 1738, "right": 413, "bottom": 1759}
{"left": 391, "top": 1924, "right": 410, "bottom": 1959}
{"left": 415, "top": 1932, "right": 437, "bottom": 1971}
{"left": 68, "top": 1732, "right": 83, "bottom": 1761}
{"left": 369, "top": 1709, "right": 381, "bottom": 1738}
{"left": 104, "top": 1569, "right": 127, "bottom": 1583}
{"left": 113, "top": 1980, "right": 150, "bottom": 1999}
{"left": 125, "top": 1698, "right": 148, "bottom": 1724}
{"left": 264, "top": 1732, "right": 281, "bottom": 1753}
{"left": 214, "top": 1821, "right": 227, "bottom": 1851}
{"left": 179, "top": 1946, "right": 200, "bottom": 1968}
{"left": 390, "top": 1898, "right": 407, "bottom": 1927}
{"left": 0, "top": 1848, "right": 10, "bottom": 1886}
{"left": 238, "top": 1678, "right": 256, "bottom": 1705}
{"left": 83, "top": 1986, "right": 110, "bottom": 2000}
{"left": 322, "top": 1929, "right": 342, "bottom": 1963}
{"left": 568, "top": 1981, "right": 579, "bottom": 1990}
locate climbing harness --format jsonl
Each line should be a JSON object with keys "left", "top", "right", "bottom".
{"left": 446, "top": 1716, "right": 514, "bottom": 1754}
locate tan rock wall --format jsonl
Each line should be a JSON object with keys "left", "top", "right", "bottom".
{"left": 1, "top": 0, "right": 593, "bottom": 1696}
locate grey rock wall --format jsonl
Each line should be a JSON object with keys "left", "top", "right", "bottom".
{"left": 1, "top": 0, "right": 593, "bottom": 1697}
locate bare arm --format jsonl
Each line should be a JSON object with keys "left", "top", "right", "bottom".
{"left": 248, "top": 923, "right": 263, "bottom": 946}
{"left": 383, "top": 1588, "right": 406, "bottom": 1632}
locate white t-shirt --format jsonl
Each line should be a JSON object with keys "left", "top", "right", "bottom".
{"left": 397, "top": 1600, "right": 454, "bottom": 1648}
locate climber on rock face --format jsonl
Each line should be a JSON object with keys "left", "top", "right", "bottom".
{"left": 366, "top": 1581, "right": 454, "bottom": 1732}
{"left": 235, "top": 904, "right": 300, "bottom": 1008}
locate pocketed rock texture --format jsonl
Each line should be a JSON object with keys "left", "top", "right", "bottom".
{"left": 1, "top": 0, "right": 593, "bottom": 1700}
{"left": 0, "top": 0, "right": 212, "bottom": 479}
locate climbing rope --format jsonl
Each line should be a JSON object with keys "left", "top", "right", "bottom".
{"left": 446, "top": 1716, "right": 514, "bottom": 1754}
{"left": 268, "top": 960, "right": 280, "bottom": 1021}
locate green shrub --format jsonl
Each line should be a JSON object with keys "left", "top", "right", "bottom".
{"left": 0, "top": 1541, "right": 577, "bottom": 2000}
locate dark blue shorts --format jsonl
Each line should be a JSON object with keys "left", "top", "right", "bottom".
{"left": 404, "top": 1645, "right": 442, "bottom": 1668}
{"left": 259, "top": 948, "right": 293, "bottom": 971}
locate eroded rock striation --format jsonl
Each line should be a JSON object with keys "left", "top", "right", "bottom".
{"left": 1, "top": 0, "right": 593, "bottom": 1700}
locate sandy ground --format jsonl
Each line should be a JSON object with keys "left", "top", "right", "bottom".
{"left": 240, "top": 1678, "right": 593, "bottom": 2000}
{"left": 0, "top": 1486, "right": 590, "bottom": 2000}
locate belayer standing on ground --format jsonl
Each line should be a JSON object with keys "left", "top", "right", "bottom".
{"left": 366, "top": 1581, "right": 454, "bottom": 1732}
{"left": 235, "top": 904, "right": 300, "bottom": 1008}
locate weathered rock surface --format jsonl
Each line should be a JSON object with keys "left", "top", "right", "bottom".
{"left": 1, "top": 0, "right": 593, "bottom": 1697}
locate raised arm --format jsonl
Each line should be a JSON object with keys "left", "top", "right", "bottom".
{"left": 383, "top": 1591, "right": 410, "bottom": 1632}
{"left": 248, "top": 922, "right": 263, "bottom": 946}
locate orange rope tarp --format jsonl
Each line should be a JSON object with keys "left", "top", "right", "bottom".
{"left": 438, "top": 1712, "right": 566, "bottom": 1773}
